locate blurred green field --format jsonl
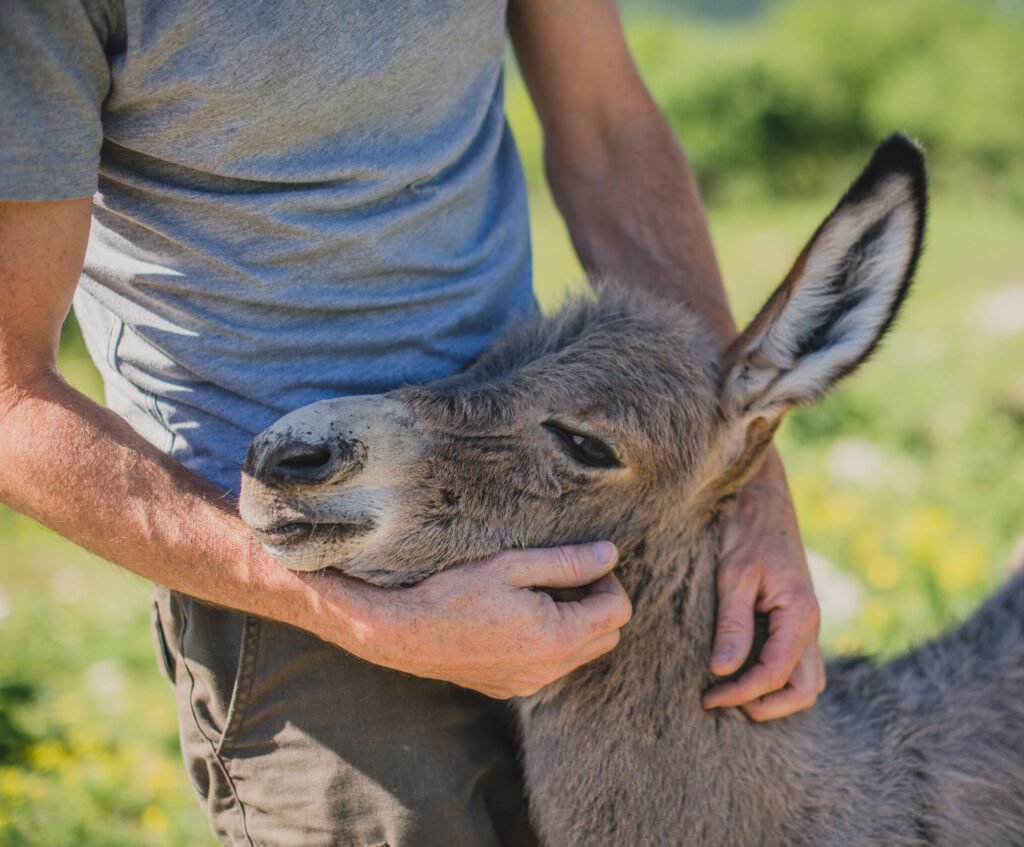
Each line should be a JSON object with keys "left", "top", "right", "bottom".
{"left": 2, "top": 3, "right": 1023, "bottom": 845}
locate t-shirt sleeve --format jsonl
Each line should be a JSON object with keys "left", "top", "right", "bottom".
{"left": 0, "top": 0, "right": 117, "bottom": 200}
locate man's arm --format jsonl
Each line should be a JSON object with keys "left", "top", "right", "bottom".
{"left": 509, "top": 0, "right": 824, "bottom": 719}
{"left": 0, "top": 197, "right": 631, "bottom": 700}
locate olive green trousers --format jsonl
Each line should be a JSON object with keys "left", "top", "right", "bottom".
{"left": 151, "top": 588, "right": 539, "bottom": 847}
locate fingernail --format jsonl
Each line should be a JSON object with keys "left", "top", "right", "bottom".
{"left": 590, "top": 541, "right": 617, "bottom": 565}
{"left": 711, "top": 646, "right": 734, "bottom": 666}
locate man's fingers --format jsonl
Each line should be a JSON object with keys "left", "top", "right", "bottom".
{"left": 742, "top": 650, "right": 822, "bottom": 722}
{"left": 578, "top": 571, "right": 626, "bottom": 599}
{"left": 529, "top": 574, "right": 631, "bottom": 678}
{"left": 710, "top": 559, "right": 759, "bottom": 676}
{"left": 534, "top": 628, "right": 623, "bottom": 695}
{"left": 484, "top": 628, "right": 623, "bottom": 700}
{"left": 507, "top": 541, "right": 619, "bottom": 589}
{"left": 703, "top": 600, "right": 816, "bottom": 709}
{"left": 551, "top": 573, "right": 633, "bottom": 637}
{"left": 493, "top": 595, "right": 628, "bottom": 699}
{"left": 702, "top": 663, "right": 772, "bottom": 710}
{"left": 755, "top": 591, "right": 819, "bottom": 676}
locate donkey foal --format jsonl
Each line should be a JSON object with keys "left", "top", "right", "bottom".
{"left": 241, "top": 136, "right": 1024, "bottom": 846}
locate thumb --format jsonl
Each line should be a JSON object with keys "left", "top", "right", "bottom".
{"left": 507, "top": 541, "right": 619, "bottom": 589}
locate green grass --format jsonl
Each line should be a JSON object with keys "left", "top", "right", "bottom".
{"left": 0, "top": 516, "right": 217, "bottom": 846}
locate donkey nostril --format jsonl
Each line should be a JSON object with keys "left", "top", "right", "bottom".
{"left": 278, "top": 445, "right": 332, "bottom": 472}
{"left": 262, "top": 441, "right": 336, "bottom": 485}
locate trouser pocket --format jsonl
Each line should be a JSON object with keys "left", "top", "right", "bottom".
{"left": 152, "top": 587, "right": 538, "bottom": 846}
{"left": 153, "top": 587, "right": 262, "bottom": 846}
{"left": 150, "top": 590, "right": 178, "bottom": 683}
{"left": 151, "top": 586, "right": 261, "bottom": 756}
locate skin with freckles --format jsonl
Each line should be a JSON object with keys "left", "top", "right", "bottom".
{"left": 238, "top": 138, "right": 1024, "bottom": 847}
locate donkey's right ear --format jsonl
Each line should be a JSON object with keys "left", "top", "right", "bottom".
{"left": 721, "top": 135, "right": 927, "bottom": 426}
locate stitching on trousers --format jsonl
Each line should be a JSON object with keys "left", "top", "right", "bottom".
{"left": 179, "top": 608, "right": 257, "bottom": 847}
{"left": 216, "top": 614, "right": 261, "bottom": 757}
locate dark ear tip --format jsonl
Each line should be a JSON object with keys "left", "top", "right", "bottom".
{"left": 844, "top": 132, "right": 929, "bottom": 210}
{"left": 874, "top": 133, "right": 926, "bottom": 170}
{"left": 873, "top": 133, "right": 927, "bottom": 184}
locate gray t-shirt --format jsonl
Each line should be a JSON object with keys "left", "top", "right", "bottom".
{"left": 0, "top": 0, "right": 534, "bottom": 493}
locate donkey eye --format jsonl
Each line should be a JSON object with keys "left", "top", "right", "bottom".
{"left": 542, "top": 422, "right": 621, "bottom": 469}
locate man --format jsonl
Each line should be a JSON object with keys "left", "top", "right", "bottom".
{"left": 0, "top": 1, "right": 823, "bottom": 844}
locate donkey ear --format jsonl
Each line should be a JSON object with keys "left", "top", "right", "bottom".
{"left": 722, "top": 135, "right": 927, "bottom": 423}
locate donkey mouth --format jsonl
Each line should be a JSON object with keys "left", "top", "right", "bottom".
{"left": 253, "top": 519, "right": 375, "bottom": 547}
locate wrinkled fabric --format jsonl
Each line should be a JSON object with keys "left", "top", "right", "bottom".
{"left": 1, "top": 0, "right": 535, "bottom": 494}
{"left": 152, "top": 588, "right": 538, "bottom": 847}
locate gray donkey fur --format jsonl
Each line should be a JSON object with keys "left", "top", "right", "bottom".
{"left": 240, "top": 136, "right": 1024, "bottom": 845}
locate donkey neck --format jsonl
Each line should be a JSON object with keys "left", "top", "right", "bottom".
{"left": 604, "top": 509, "right": 846, "bottom": 843}
{"left": 617, "top": 507, "right": 722, "bottom": 667}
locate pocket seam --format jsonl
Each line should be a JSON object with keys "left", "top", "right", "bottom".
{"left": 216, "top": 613, "right": 262, "bottom": 758}
{"left": 150, "top": 596, "right": 178, "bottom": 682}
{"left": 178, "top": 602, "right": 258, "bottom": 846}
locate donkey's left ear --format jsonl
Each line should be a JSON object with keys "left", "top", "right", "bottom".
{"left": 722, "top": 134, "right": 927, "bottom": 423}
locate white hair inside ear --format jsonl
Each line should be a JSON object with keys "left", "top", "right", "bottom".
{"left": 722, "top": 136, "right": 926, "bottom": 423}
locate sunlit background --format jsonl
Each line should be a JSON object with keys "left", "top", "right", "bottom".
{"left": 2, "top": 1, "right": 1023, "bottom": 843}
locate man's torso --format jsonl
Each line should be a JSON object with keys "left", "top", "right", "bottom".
{"left": 2, "top": 0, "right": 534, "bottom": 492}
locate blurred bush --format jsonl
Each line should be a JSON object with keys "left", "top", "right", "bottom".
{"left": 509, "top": 0, "right": 1024, "bottom": 204}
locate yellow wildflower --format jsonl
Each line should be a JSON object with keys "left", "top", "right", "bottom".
{"left": 865, "top": 555, "right": 901, "bottom": 590}
{"left": 141, "top": 804, "right": 170, "bottom": 834}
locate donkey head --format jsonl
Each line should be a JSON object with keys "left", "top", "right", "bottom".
{"left": 239, "top": 135, "right": 926, "bottom": 586}
{"left": 239, "top": 289, "right": 723, "bottom": 584}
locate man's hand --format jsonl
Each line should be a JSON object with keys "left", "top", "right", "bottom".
{"left": 300, "top": 541, "right": 632, "bottom": 699}
{"left": 702, "top": 450, "right": 825, "bottom": 720}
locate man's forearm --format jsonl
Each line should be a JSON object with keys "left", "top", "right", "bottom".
{"left": 543, "top": 91, "right": 736, "bottom": 344}
{"left": 0, "top": 190, "right": 631, "bottom": 700}
{"left": 511, "top": 0, "right": 821, "bottom": 716}
{"left": 543, "top": 87, "right": 793, "bottom": 494}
